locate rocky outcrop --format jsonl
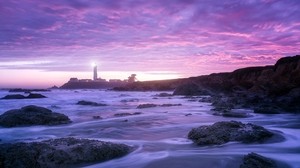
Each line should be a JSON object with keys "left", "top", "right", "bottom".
{"left": 240, "top": 153, "right": 277, "bottom": 168}
{"left": 26, "top": 93, "right": 47, "bottom": 99}
{"left": 1, "top": 94, "right": 26, "bottom": 99}
{"left": 0, "top": 105, "right": 71, "bottom": 127}
{"left": 0, "top": 137, "right": 133, "bottom": 168}
{"left": 174, "top": 55, "right": 300, "bottom": 113}
{"left": 77, "top": 100, "right": 107, "bottom": 106}
{"left": 188, "top": 121, "right": 274, "bottom": 145}
{"left": 1, "top": 93, "right": 47, "bottom": 99}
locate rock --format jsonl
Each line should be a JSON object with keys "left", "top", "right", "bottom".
{"left": 173, "top": 83, "right": 210, "bottom": 96}
{"left": 240, "top": 152, "right": 277, "bottom": 168}
{"left": 188, "top": 121, "right": 273, "bottom": 145}
{"left": 1, "top": 93, "right": 47, "bottom": 99}
{"left": 77, "top": 100, "right": 107, "bottom": 106}
{"left": 0, "top": 105, "right": 71, "bottom": 127}
{"left": 114, "top": 112, "right": 142, "bottom": 117}
{"left": 120, "top": 98, "right": 139, "bottom": 103}
{"left": 26, "top": 93, "right": 47, "bottom": 99}
{"left": 1, "top": 94, "right": 26, "bottom": 99}
{"left": 0, "top": 137, "right": 133, "bottom": 168}
{"left": 155, "top": 93, "right": 173, "bottom": 97}
{"left": 9, "top": 88, "right": 50, "bottom": 92}
{"left": 160, "top": 104, "right": 182, "bottom": 107}
{"left": 137, "top": 104, "right": 158, "bottom": 109}
{"left": 185, "top": 113, "right": 192, "bottom": 116}
{"left": 254, "top": 105, "right": 281, "bottom": 114}
{"left": 93, "top": 116, "right": 102, "bottom": 119}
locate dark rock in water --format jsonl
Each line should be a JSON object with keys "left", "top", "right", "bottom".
{"left": 160, "top": 104, "right": 182, "bottom": 107}
{"left": 93, "top": 116, "right": 102, "bottom": 119}
{"left": 173, "top": 83, "right": 210, "bottom": 96}
{"left": 188, "top": 121, "right": 273, "bottom": 145}
{"left": 254, "top": 105, "right": 281, "bottom": 114}
{"left": 27, "top": 93, "right": 47, "bottom": 99}
{"left": 137, "top": 104, "right": 158, "bottom": 109}
{"left": 0, "top": 137, "right": 133, "bottom": 168}
{"left": 155, "top": 93, "right": 173, "bottom": 97}
{"left": 0, "top": 105, "right": 71, "bottom": 127}
{"left": 137, "top": 103, "right": 182, "bottom": 108}
{"left": 1, "top": 94, "right": 26, "bottom": 99}
{"left": 77, "top": 100, "right": 107, "bottom": 106}
{"left": 240, "top": 152, "right": 277, "bottom": 168}
{"left": 120, "top": 98, "right": 139, "bottom": 103}
{"left": 1, "top": 93, "right": 47, "bottom": 99}
{"left": 114, "top": 112, "right": 142, "bottom": 117}
{"left": 9, "top": 88, "right": 50, "bottom": 92}
{"left": 185, "top": 113, "right": 192, "bottom": 116}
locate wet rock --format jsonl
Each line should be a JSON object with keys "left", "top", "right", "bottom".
{"left": 188, "top": 121, "right": 273, "bottom": 145}
{"left": 27, "top": 93, "right": 47, "bottom": 99}
{"left": 77, "top": 100, "right": 107, "bottom": 106}
{"left": 0, "top": 105, "right": 71, "bottom": 127}
{"left": 254, "top": 105, "right": 281, "bottom": 114}
{"left": 1, "top": 94, "right": 26, "bottom": 99}
{"left": 155, "top": 93, "right": 173, "bottom": 97}
{"left": 120, "top": 98, "right": 139, "bottom": 103}
{"left": 185, "top": 113, "right": 192, "bottom": 116}
{"left": 9, "top": 88, "right": 50, "bottom": 92}
{"left": 137, "top": 104, "right": 158, "bottom": 109}
{"left": 240, "top": 152, "right": 277, "bottom": 168}
{"left": 160, "top": 103, "right": 182, "bottom": 107}
{"left": 1, "top": 93, "right": 47, "bottom": 99}
{"left": 0, "top": 137, "right": 133, "bottom": 168}
{"left": 114, "top": 112, "right": 142, "bottom": 117}
{"left": 93, "top": 116, "right": 102, "bottom": 119}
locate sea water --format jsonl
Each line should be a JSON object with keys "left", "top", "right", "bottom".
{"left": 0, "top": 90, "right": 299, "bottom": 168}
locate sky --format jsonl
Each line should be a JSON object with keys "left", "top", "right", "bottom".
{"left": 0, "top": 0, "right": 300, "bottom": 88}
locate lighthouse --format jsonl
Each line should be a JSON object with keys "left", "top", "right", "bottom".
{"left": 92, "top": 63, "right": 97, "bottom": 80}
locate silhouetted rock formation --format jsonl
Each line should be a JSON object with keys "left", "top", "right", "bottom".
{"left": 240, "top": 153, "right": 277, "bottom": 168}
{"left": 1, "top": 93, "right": 47, "bottom": 99}
{"left": 0, "top": 137, "right": 133, "bottom": 168}
{"left": 0, "top": 105, "right": 71, "bottom": 127}
{"left": 76, "top": 100, "right": 107, "bottom": 106}
{"left": 188, "top": 121, "right": 274, "bottom": 145}
{"left": 114, "top": 112, "right": 142, "bottom": 117}
{"left": 174, "top": 55, "right": 300, "bottom": 113}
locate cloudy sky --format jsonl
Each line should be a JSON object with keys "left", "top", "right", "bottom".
{"left": 0, "top": 0, "right": 299, "bottom": 88}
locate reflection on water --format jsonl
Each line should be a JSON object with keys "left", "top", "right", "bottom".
{"left": 0, "top": 90, "right": 299, "bottom": 168}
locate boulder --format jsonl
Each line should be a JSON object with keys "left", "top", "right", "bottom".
{"left": 0, "top": 105, "right": 71, "bottom": 127}
{"left": 27, "top": 93, "right": 47, "bottom": 99}
{"left": 188, "top": 121, "right": 273, "bottom": 145}
{"left": 160, "top": 104, "right": 182, "bottom": 107}
{"left": 240, "top": 153, "right": 277, "bottom": 168}
{"left": 1, "top": 94, "right": 26, "bottom": 99}
{"left": 137, "top": 104, "right": 158, "bottom": 109}
{"left": 0, "top": 137, "right": 133, "bottom": 168}
{"left": 77, "top": 100, "right": 107, "bottom": 106}
{"left": 155, "top": 93, "right": 173, "bottom": 97}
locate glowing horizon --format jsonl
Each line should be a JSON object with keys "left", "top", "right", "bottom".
{"left": 0, "top": 0, "right": 300, "bottom": 88}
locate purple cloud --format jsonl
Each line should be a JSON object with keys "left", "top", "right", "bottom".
{"left": 0, "top": 0, "right": 300, "bottom": 86}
